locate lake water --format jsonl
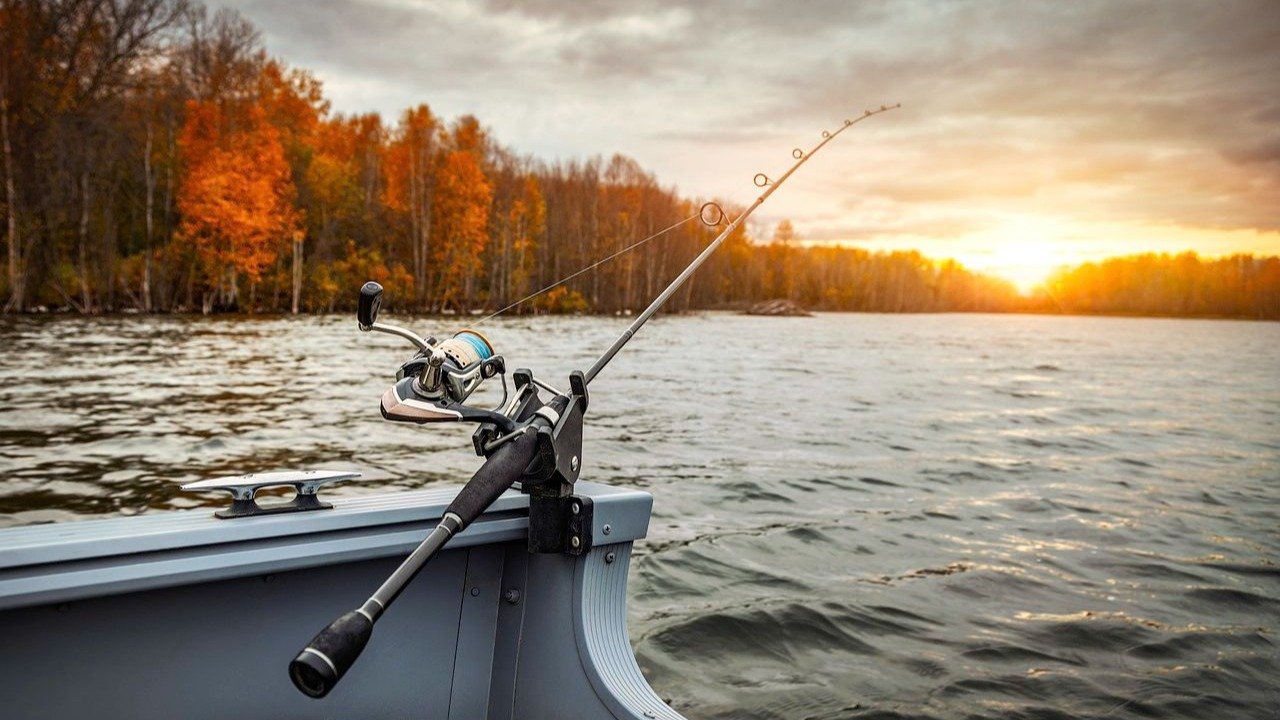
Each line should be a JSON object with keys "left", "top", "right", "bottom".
{"left": 1, "top": 312, "right": 1277, "bottom": 718}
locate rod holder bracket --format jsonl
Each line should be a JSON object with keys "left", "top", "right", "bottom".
{"left": 517, "top": 370, "right": 590, "bottom": 554}
{"left": 527, "top": 494, "right": 594, "bottom": 555}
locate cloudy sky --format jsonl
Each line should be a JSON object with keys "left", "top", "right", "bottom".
{"left": 219, "top": 0, "right": 1279, "bottom": 287}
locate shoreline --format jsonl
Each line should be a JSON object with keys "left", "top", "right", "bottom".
{"left": 1, "top": 307, "right": 1275, "bottom": 323}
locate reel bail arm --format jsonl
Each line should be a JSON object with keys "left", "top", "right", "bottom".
{"left": 357, "top": 281, "right": 431, "bottom": 351}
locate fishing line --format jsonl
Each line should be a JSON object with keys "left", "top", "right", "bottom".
{"left": 463, "top": 104, "right": 901, "bottom": 331}
{"left": 467, "top": 202, "right": 725, "bottom": 327}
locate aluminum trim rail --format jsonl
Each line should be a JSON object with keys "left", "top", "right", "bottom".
{"left": 0, "top": 481, "right": 651, "bottom": 611}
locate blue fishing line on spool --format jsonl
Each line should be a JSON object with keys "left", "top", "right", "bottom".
{"left": 454, "top": 331, "right": 493, "bottom": 360}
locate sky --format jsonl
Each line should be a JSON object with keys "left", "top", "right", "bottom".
{"left": 217, "top": 0, "right": 1280, "bottom": 289}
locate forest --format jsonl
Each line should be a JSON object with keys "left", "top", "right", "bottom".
{"left": 2, "top": 1, "right": 1277, "bottom": 320}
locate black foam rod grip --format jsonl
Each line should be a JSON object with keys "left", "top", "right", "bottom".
{"left": 446, "top": 428, "right": 539, "bottom": 529}
{"left": 289, "top": 610, "right": 373, "bottom": 699}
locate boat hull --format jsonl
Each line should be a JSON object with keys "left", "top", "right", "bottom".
{"left": 0, "top": 482, "right": 685, "bottom": 720}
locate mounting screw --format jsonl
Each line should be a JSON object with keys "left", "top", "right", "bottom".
{"left": 603, "top": 524, "right": 612, "bottom": 535}
{"left": 571, "top": 456, "right": 579, "bottom": 471}
{"left": 605, "top": 551, "right": 616, "bottom": 564}
{"left": 571, "top": 535, "right": 581, "bottom": 549}
{"left": 504, "top": 589, "right": 521, "bottom": 605}
{"left": 470, "top": 586, "right": 480, "bottom": 597}
{"left": 571, "top": 502, "right": 580, "bottom": 515}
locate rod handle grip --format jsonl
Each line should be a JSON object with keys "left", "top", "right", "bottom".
{"left": 445, "top": 427, "right": 540, "bottom": 529}
{"left": 289, "top": 610, "right": 373, "bottom": 699}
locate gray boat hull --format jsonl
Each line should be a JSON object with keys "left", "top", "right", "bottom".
{"left": 0, "top": 481, "right": 685, "bottom": 719}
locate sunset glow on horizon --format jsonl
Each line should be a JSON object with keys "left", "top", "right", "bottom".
{"left": 804, "top": 219, "right": 1280, "bottom": 293}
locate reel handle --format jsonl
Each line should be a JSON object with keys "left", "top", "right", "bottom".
{"left": 357, "top": 281, "right": 383, "bottom": 330}
{"left": 355, "top": 281, "right": 430, "bottom": 350}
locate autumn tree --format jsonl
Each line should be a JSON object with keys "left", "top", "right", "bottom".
{"left": 505, "top": 173, "right": 545, "bottom": 304}
{"left": 385, "top": 105, "right": 439, "bottom": 305}
{"left": 254, "top": 59, "right": 325, "bottom": 312}
{"left": 599, "top": 155, "right": 649, "bottom": 310}
{"left": 1, "top": 0, "right": 188, "bottom": 311}
{"left": 177, "top": 100, "right": 301, "bottom": 311}
{"left": 768, "top": 219, "right": 799, "bottom": 300}
{"left": 430, "top": 147, "right": 491, "bottom": 310}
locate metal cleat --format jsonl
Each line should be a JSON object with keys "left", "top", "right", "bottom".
{"left": 181, "top": 470, "right": 361, "bottom": 519}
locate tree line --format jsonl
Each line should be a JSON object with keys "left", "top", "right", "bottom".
{"left": 1036, "top": 253, "right": 1280, "bottom": 319}
{"left": 2, "top": 1, "right": 1276, "bottom": 320}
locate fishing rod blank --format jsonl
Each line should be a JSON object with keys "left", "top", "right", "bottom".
{"left": 585, "top": 103, "right": 901, "bottom": 384}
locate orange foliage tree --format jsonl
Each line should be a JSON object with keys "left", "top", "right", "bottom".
{"left": 384, "top": 105, "right": 440, "bottom": 303}
{"left": 256, "top": 60, "right": 325, "bottom": 312}
{"left": 305, "top": 118, "right": 363, "bottom": 241}
{"left": 177, "top": 100, "right": 302, "bottom": 310}
{"left": 430, "top": 122, "right": 492, "bottom": 310}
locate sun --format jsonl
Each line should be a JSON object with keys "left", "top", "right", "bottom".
{"left": 955, "top": 215, "right": 1074, "bottom": 293}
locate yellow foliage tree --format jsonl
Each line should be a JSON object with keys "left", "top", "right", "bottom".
{"left": 508, "top": 173, "right": 545, "bottom": 300}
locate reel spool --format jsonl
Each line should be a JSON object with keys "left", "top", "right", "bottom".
{"left": 438, "top": 330, "right": 495, "bottom": 368}
{"left": 405, "top": 330, "right": 500, "bottom": 403}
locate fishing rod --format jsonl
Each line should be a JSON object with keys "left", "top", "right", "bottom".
{"left": 288, "top": 103, "right": 900, "bottom": 699}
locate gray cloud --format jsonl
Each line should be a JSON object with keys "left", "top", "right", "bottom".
{"left": 218, "top": 0, "right": 1280, "bottom": 251}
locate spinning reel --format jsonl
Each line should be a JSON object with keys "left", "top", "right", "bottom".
{"left": 360, "top": 282, "right": 540, "bottom": 439}
{"left": 355, "top": 280, "right": 585, "bottom": 465}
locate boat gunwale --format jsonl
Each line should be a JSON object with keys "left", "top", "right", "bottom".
{"left": 0, "top": 481, "right": 652, "bottom": 570}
